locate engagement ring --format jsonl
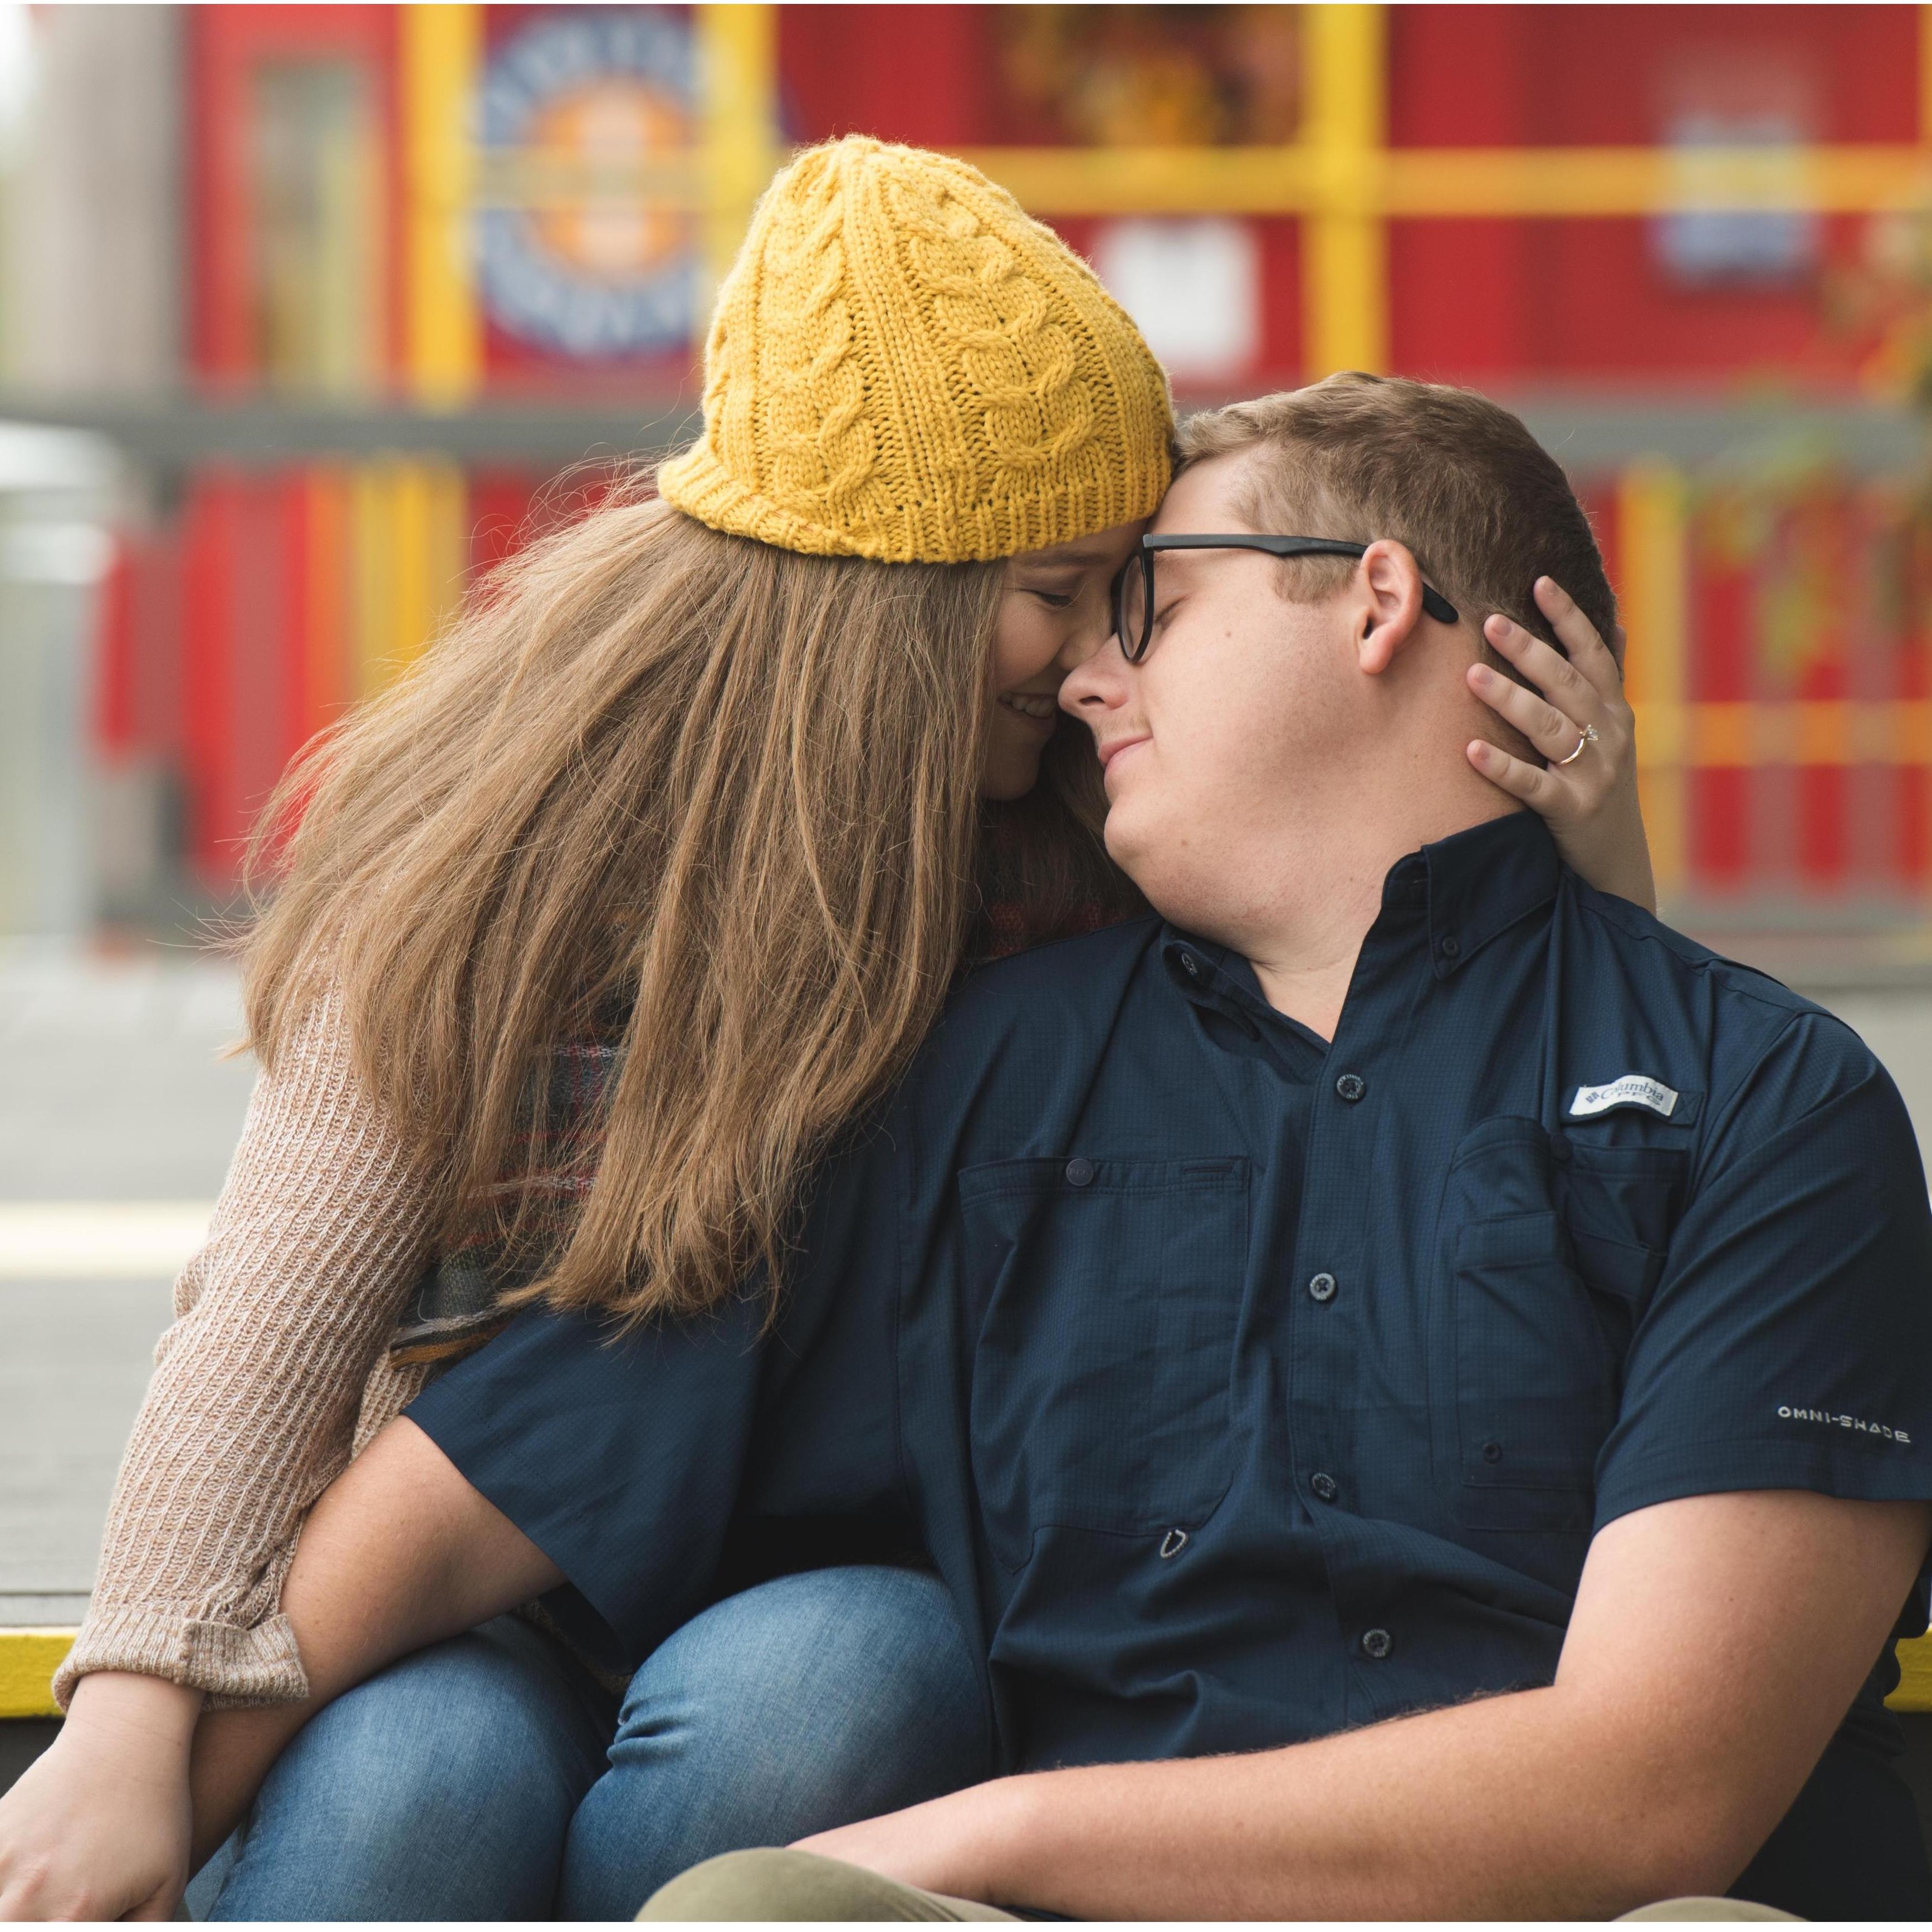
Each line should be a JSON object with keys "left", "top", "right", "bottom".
{"left": 1555, "top": 721, "right": 1600, "bottom": 767}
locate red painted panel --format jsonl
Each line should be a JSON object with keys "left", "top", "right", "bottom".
{"left": 1254, "top": 218, "right": 1301, "bottom": 390}
{"left": 1900, "top": 766, "right": 1928, "bottom": 889}
{"left": 1392, "top": 6, "right": 1917, "bottom": 149}
{"left": 780, "top": 5, "right": 990, "bottom": 145}
{"left": 182, "top": 475, "right": 239, "bottom": 881}
{"left": 1689, "top": 519, "right": 1750, "bottom": 891}
{"left": 298, "top": 468, "right": 353, "bottom": 744}
{"left": 1393, "top": 216, "right": 1871, "bottom": 390}
{"left": 1387, "top": 6, "right": 1914, "bottom": 389}
{"left": 469, "top": 469, "right": 544, "bottom": 580}
{"left": 1798, "top": 764, "right": 1848, "bottom": 889}
{"left": 1690, "top": 768, "right": 1749, "bottom": 891}
{"left": 1388, "top": 221, "right": 1533, "bottom": 382}
{"left": 228, "top": 477, "right": 295, "bottom": 863}
{"left": 1390, "top": 6, "right": 1532, "bottom": 149}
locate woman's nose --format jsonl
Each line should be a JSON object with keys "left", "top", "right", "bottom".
{"left": 1058, "top": 611, "right": 1118, "bottom": 671}
{"left": 1059, "top": 640, "right": 1124, "bottom": 713}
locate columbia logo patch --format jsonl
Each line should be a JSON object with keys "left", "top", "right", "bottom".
{"left": 1570, "top": 1074, "right": 1680, "bottom": 1119}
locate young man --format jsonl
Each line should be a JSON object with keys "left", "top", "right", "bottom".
{"left": 48, "top": 377, "right": 1932, "bottom": 1920}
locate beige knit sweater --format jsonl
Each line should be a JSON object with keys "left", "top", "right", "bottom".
{"left": 52, "top": 994, "right": 452, "bottom": 1710}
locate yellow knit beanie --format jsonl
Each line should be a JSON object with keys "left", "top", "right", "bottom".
{"left": 658, "top": 136, "right": 1173, "bottom": 563}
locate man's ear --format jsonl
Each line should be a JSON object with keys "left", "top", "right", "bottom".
{"left": 1354, "top": 539, "right": 1427, "bottom": 678}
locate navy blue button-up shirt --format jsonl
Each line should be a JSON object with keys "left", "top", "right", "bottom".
{"left": 412, "top": 811, "right": 1932, "bottom": 1913}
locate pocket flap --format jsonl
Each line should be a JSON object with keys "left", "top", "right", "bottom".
{"left": 1455, "top": 1210, "right": 1565, "bottom": 1269}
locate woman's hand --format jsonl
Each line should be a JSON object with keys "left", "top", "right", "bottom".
{"left": 1466, "top": 576, "right": 1657, "bottom": 914}
{"left": 0, "top": 1673, "right": 200, "bottom": 1921}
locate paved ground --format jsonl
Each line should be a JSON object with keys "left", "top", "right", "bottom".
{"left": 0, "top": 943, "right": 253, "bottom": 1630}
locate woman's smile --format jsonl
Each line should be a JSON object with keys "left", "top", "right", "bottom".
{"left": 997, "top": 688, "right": 1060, "bottom": 728}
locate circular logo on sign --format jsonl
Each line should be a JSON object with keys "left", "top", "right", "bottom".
{"left": 478, "top": 10, "right": 697, "bottom": 358}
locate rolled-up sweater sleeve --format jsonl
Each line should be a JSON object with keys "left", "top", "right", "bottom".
{"left": 52, "top": 990, "right": 447, "bottom": 1710}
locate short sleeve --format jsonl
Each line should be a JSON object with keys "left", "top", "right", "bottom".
{"left": 403, "top": 1114, "right": 906, "bottom": 1666}
{"left": 407, "top": 1298, "right": 766, "bottom": 1663}
{"left": 1594, "top": 1010, "right": 1932, "bottom": 1567}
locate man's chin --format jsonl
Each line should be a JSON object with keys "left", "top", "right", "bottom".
{"left": 1103, "top": 806, "right": 1174, "bottom": 907}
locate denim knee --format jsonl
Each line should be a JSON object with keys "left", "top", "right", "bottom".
{"left": 559, "top": 1565, "right": 990, "bottom": 1920}
{"left": 203, "top": 1615, "right": 615, "bottom": 1921}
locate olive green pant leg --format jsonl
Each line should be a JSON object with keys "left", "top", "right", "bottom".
{"left": 637, "top": 1848, "right": 1021, "bottom": 1921}
{"left": 639, "top": 1855, "right": 1809, "bottom": 1923}
{"left": 1618, "top": 1899, "right": 1803, "bottom": 1921}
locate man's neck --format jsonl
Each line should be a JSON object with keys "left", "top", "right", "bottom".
{"left": 1222, "top": 794, "right": 1520, "bottom": 1044}
{"left": 1239, "top": 861, "right": 1386, "bottom": 1045}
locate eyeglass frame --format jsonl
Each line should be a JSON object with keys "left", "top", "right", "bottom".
{"left": 1109, "top": 534, "right": 1461, "bottom": 665}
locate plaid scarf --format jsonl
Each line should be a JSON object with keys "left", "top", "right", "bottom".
{"left": 388, "top": 1030, "right": 621, "bottom": 1365}
{"left": 387, "top": 894, "right": 1118, "bottom": 1368}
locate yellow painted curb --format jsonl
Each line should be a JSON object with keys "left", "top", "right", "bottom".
{"left": 1890, "top": 1633, "right": 1932, "bottom": 1714}
{"left": 3, "top": 1627, "right": 1930, "bottom": 1723}
{"left": 0, "top": 1629, "right": 72, "bottom": 1720}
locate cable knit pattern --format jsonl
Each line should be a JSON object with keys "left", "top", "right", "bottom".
{"left": 51, "top": 992, "right": 447, "bottom": 1711}
{"left": 659, "top": 136, "right": 1172, "bottom": 563}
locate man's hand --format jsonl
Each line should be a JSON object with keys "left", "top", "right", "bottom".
{"left": 794, "top": 1490, "right": 1931, "bottom": 1920}
{"left": 0, "top": 1673, "right": 201, "bottom": 1922}
{"left": 793, "top": 1781, "right": 1025, "bottom": 1905}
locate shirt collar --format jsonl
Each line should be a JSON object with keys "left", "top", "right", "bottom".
{"left": 1160, "top": 809, "right": 1561, "bottom": 1011}
{"left": 1411, "top": 809, "right": 1561, "bottom": 978}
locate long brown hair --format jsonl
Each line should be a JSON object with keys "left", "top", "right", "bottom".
{"left": 244, "top": 483, "right": 1131, "bottom": 1323}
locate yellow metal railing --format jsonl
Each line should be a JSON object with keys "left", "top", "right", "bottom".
{"left": 401, "top": 3, "right": 483, "bottom": 409}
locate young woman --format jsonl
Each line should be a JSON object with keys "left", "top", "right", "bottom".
{"left": 0, "top": 137, "right": 1651, "bottom": 1923}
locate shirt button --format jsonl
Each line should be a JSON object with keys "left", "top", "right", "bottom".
{"left": 1361, "top": 1627, "right": 1395, "bottom": 1660}
{"left": 1481, "top": 1439, "right": 1503, "bottom": 1464}
{"left": 1310, "top": 1471, "right": 1339, "bottom": 1503}
{"left": 1179, "top": 951, "right": 1200, "bottom": 976}
{"left": 1307, "top": 1271, "right": 1337, "bottom": 1303}
{"left": 1064, "top": 1157, "right": 1096, "bottom": 1187}
{"left": 1439, "top": 935, "right": 1460, "bottom": 959}
{"left": 1335, "top": 1073, "right": 1366, "bottom": 1103}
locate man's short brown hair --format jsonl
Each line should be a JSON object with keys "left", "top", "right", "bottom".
{"left": 1175, "top": 373, "right": 1618, "bottom": 664}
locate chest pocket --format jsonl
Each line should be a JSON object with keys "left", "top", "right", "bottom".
{"left": 1437, "top": 1118, "right": 1685, "bottom": 1532}
{"left": 959, "top": 1156, "right": 1249, "bottom": 1568}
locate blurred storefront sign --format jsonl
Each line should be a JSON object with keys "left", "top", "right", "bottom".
{"left": 1656, "top": 115, "right": 1819, "bottom": 287}
{"left": 1651, "top": 57, "right": 1820, "bottom": 288}
{"left": 476, "top": 8, "right": 698, "bottom": 359}
{"left": 1093, "top": 217, "right": 1259, "bottom": 385}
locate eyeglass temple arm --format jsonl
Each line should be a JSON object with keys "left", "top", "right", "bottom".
{"left": 1141, "top": 535, "right": 1460, "bottom": 628}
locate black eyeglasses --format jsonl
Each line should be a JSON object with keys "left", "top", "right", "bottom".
{"left": 1109, "top": 535, "right": 1461, "bottom": 664}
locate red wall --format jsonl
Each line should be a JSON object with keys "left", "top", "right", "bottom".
{"left": 780, "top": 3, "right": 1924, "bottom": 397}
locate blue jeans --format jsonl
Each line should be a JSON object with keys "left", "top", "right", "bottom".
{"left": 185, "top": 1564, "right": 990, "bottom": 1921}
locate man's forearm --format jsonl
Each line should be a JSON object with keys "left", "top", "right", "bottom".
{"left": 980, "top": 1682, "right": 1755, "bottom": 1921}
{"left": 799, "top": 1493, "right": 1927, "bottom": 1921}
{"left": 187, "top": 1416, "right": 563, "bottom": 1864}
